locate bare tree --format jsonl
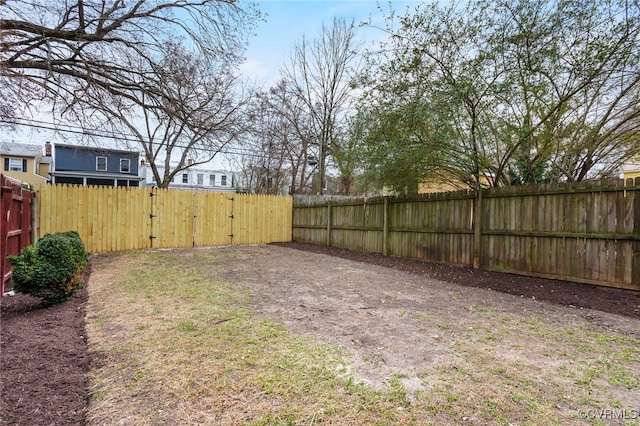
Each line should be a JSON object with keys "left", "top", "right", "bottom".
{"left": 332, "top": 115, "right": 363, "bottom": 195}
{"left": 0, "top": 0, "right": 258, "bottom": 120}
{"left": 281, "top": 17, "right": 362, "bottom": 194}
{"left": 234, "top": 80, "right": 316, "bottom": 194}
{"left": 79, "top": 41, "right": 251, "bottom": 188}
{"left": 235, "top": 94, "right": 290, "bottom": 194}
{"left": 260, "top": 81, "right": 316, "bottom": 194}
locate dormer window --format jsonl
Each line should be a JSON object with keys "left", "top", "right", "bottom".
{"left": 120, "top": 159, "right": 130, "bottom": 173}
{"left": 96, "top": 156, "right": 107, "bottom": 171}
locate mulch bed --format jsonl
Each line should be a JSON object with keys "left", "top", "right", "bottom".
{"left": 1, "top": 270, "right": 90, "bottom": 426}
{"left": 1, "top": 244, "right": 639, "bottom": 425}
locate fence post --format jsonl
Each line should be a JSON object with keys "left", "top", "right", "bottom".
{"left": 1, "top": 183, "right": 12, "bottom": 292}
{"left": 31, "top": 187, "right": 38, "bottom": 243}
{"left": 383, "top": 196, "right": 389, "bottom": 256}
{"left": 473, "top": 188, "right": 483, "bottom": 269}
{"left": 326, "top": 201, "right": 332, "bottom": 246}
{"left": 633, "top": 177, "right": 640, "bottom": 286}
{"left": 20, "top": 189, "right": 32, "bottom": 250}
{"left": 149, "top": 188, "right": 157, "bottom": 248}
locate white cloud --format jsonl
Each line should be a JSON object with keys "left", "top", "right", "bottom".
{"left": 239, "top": 59, "right": 271, "bottom": 82}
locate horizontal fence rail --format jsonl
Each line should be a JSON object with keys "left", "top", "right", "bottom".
{"left": 38, "top": 184, "right": 292, "bottom": 253}
{"left": 292, "top": 179, "right": 640, "bottom": 291}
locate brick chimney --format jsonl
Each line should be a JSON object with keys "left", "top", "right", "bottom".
{"left": 44, "top": 141, "right": 52, "bottom": 156}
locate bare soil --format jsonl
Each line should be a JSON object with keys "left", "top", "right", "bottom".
{"left": 274, "top": 242, "right": 640, "bottom": 319}
{"left": 2, "top": 243, "right": 640, "bottom": 425}
{"left": 225, "top": 244, "right": 640, "bottom": 396}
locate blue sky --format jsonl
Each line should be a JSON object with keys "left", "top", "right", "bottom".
{"left": 240, "top": 0, "right": 421, "bottom": 85}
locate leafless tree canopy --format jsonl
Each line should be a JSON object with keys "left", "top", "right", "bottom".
{"left": 231, "top": 17, "right": 362, "bottom": 195}
{"left": 234, "top": 81, "right": 316, "bottom": 194}
{"left": 281, "top": 17, "right": 362, "bottom": 194}
{"left": 79, "top": 41, "right": 252, "bottom": 188}
{"left": 0, "top": 0, "right": 258, "bottom": 119}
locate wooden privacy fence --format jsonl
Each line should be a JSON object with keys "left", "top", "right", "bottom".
{"left": 0, "top": 175, "right": 34, "bottom": 293}
{"left": 37, "top": 184, "right": 292, "bottom": 253}
{"left": 293, "top": 179, "right": 640, "bottom": 290}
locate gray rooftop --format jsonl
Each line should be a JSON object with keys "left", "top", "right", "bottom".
{"left": 0, "top": 142, "right": 42, "bottom": 157}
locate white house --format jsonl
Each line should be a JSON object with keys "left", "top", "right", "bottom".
{"left": 140, "top": 161, "right": 237, "bottom": 192}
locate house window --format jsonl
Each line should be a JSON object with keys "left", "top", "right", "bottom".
{"left": 197, "top": 173, "right": 204, "bottom": 185}
{"left": 96, "top": 156, "right": 107, "bottom": 171}
{"left": 182, "top": 173, "right": 188, "bottom": 184}
{"left": 221, "top": 175, "right": 227, "bottom": 186}
{"left": 87, "top": 177, "right": 113, "bottom": 186}
{"left": 4, "top": 158, "right": 27, "bottom": 172}
{"left": 209, "top": 174, "right": 215, "bottom": 186}
{"left": 120, "top": 159, "right": 130, "bottom": 173}
{"left": 151, "top": 175, "right": 157, "bottom": 183}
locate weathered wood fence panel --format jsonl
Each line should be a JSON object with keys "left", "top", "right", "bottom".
{"left": 0, "top": 175, "right": 34, "bottom": 293}
{"left": 292, "top": 179, "right": 640, "bottom": 290}
{"left": 479, "top": 179, "right": 639, "bottom": 287}
{"left": 292, "top": 204, "right": 330, "bottom": 246}
{"left": 388, "top": 194, "right": 475, "bottom": 266}
{"left": 38, "top": 184, "right": 292, "bottom": 253}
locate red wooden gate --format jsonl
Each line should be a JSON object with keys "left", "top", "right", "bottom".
{"left": 1, "top": 174, "right": 34, "bottom": 293}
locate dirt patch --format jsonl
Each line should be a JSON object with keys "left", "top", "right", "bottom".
{"left": 274, "top": 242, "right": 640, "bottom": 319}
{"left": 214, "top": 244, "right": 639, "bottom": 404}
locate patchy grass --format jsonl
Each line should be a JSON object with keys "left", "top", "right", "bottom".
{"left": 85, "top": 248, "right": 640, "bottom": 425}
{"left": 86, "top": 250, "right": 414, "bottom": 425}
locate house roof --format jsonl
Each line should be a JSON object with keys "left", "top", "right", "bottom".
{"left": 0, "top": 142, "right": 42, "bottom": 157}
{"left": 54, "top": 143, "right": 140, "bottom": 156}
{"left": 143, "top": 162, "right": 235, "bottom": 174}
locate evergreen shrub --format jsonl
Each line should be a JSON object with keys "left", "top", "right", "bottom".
{"left": 8, "top": 231, "right": 88, "bottom": 304}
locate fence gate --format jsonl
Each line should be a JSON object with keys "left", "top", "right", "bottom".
{"left": 1, "top": 175, "right": 34, "bottom": 293}
{"left": 148, "top": 188, "right": 236, "bottom": 249}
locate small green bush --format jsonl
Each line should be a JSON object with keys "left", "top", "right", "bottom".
{"left": 8, "top": 231, "right": 88, "bottom": 304}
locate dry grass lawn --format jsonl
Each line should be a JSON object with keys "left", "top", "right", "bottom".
{"left": 85, "top": 247, "right": 640, "bottom": 425}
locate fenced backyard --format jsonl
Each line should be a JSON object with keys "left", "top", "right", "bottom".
{"left": 4, "top": 180, "right": 640, "bottom": 424}
{"left": 36, "top": 184, "right": 292, "bottom": 253}
{"left": 7, "top": 178, "right": 640, "bottom": 289}
{"left": 293, "top": 179, "right": 640, "bottom": 290}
